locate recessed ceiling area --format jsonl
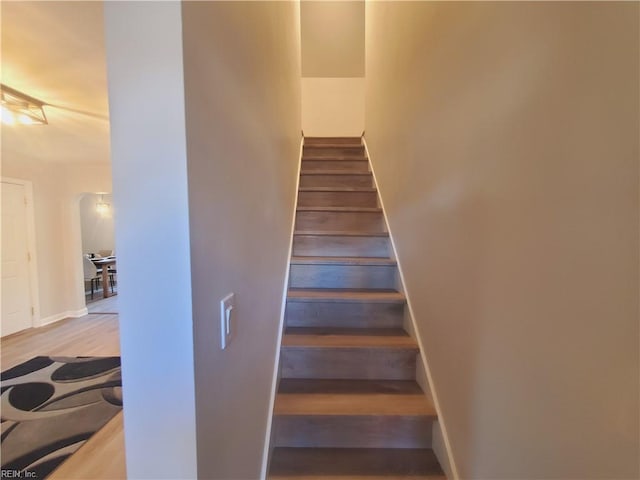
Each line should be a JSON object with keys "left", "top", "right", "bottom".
{"left": 1, "top": 1, "right": 110, "bottom": 164}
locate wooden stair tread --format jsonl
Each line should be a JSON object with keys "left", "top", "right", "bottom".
{"left": 303, "top": 156, "right": 368, "bottom": 161}
{"left": 301, "top": 170, "right": 372, "bottom": 176}
{"left": 270, "top": 476, "right": 445, "bottom": 480}
{"left": 299, "top": 187, "right": 376, "bottom": 192}
{"left": 305, "top": 137, "right": 362, "bottom": 143}
{"left": 297, "top": 206, "right": 382, "bottom": 213}
{"left": 282, "top": 331, "right": 417, "bottom": 349}
{"left": 269, "top": 448, "right": 445, "bottom": 478}
{"left": 290, "top": 256, "right": 395, "bottom": 266}
{"left": 294, "top": 230, "right": 389, "bottom": 237}
{"left": 285, "top": 327, "right": 407, "bottom": 336}
{"left": 278, "top": 379, "right": 423, "bottom": 395}
{"left": 287, "top": 289, "right": 405, "bottom": 303}
{"left": 304, "top": 144, "right": 364, "bottom": 149}
{"left": 274, "top": 393, "right": 435, "bottom": 416}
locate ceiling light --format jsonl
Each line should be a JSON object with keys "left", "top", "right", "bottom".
{"left": 96, "top": 194, "right": 110, "bottom": 216}
{"left": 1, "top": 84, "right": 48, "bottom": 125}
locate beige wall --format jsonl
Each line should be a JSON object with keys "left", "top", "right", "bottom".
{"left": 301, "top": 1, "right": 364, "bottom": 137}
{"left": 1, "top": 154, "right": 112, "bottom": 322}
{"left": 365, "top": 2, "right": 639, "bottom": 478}
{"left": 181, "top": 2, "right": 301, "bottom": 478}
{"left": 301, "top": 0, "right": 364, "bottom": 77}
{"left": 302, "top": 77, "right": 364, "bottom": 137}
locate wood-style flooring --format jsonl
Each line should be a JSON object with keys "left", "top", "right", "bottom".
{"left": 1, "top": 310, "right": 126, "bottom": 479}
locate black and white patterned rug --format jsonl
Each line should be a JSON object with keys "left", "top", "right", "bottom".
{"left": 1, "top": 356, "right": 123, "bottom": 478}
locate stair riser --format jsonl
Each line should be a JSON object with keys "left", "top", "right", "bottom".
{"left": 300, "top": 174, "right": 373, "bottom": 188}
{"left": 285, "top": 301, "right": 404, "bottom": 329}
{"left": 303, "top": 146, "right": 365, "bottom": 157}
{"left": 281, "top": 347, "right": 417, "bottom": 380}
{"left": 305, "top": 137, "right": 361, "bottom": 146}
{"left": 301, "top": 160, "right": 369, "bottom": 172}
{"left": 289, "top": 264, "right": 397, "bottom": 290}
{"left": 273, "top": 415, "right": 433, "bottom": 448}
{"left": 269, "top": 447, "right": 445, "bottom": 478}
{"left": 297, "top": 191, "right": 378, "bottom": 208}
{"left": 295, "top": 211, "right": 385, "bottom": 232}
{"left": 293, "top": 235, "right": 390, "bottom": 257}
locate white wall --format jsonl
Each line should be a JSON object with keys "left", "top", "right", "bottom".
{"left": 104, "top": 2, "right": 197, "bottom": 478}
{"left": 105, "top": 1, "right": 301, "bottom": 478}
{"left": 365, "top": 2, "right": 639, "bottom": 478}
{"left": 181, "top": 2, "right": 301, "bottom": 478}
{"left": 301, "top": 1, "right": 364, "bottom": 137}
{"left": 79, "top": 193, "right": 114, "bottom": 255}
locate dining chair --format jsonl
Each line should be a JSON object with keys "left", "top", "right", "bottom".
{"left": 83, "top": 255, "right": 103, "bottom": 299}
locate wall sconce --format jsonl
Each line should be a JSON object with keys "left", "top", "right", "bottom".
{"left": 1, "top": 84, "right": 48, "bottom": 125}
{"left": 96, "top": 194, "right": 110, "bottom": 216}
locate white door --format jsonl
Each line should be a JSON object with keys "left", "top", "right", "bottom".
{"left": 1, "top": 181, "right": 33, "bottom": 336}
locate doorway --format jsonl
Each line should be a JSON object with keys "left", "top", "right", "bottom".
{"left": 1, "top": 178, "right": 38, "bottom": 336}
{"left": 79, "top": 193, "right": 117, "bottom": 307}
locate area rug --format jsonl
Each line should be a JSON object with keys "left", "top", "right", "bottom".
{"left": 1, "top": 356, "right": 122, "bottom": 479}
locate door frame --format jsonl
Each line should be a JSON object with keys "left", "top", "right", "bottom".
{"left": 1, "top": 177, "right": 41, "bottom": 327}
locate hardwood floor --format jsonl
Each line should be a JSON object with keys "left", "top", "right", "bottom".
{"left": 1, "top": 313, "right": 126, "bottom": 479}
{"left": 88, "top": 294, "right": 120, "bottom": 315}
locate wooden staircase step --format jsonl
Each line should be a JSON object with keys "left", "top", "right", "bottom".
{"left": 281, "top": 330, "right": 417, "bottom": 349}
{"left": 289, "top": 259, "right": 398, "bottom": 289}
{"left": 303, "top": 149, "right": 364, "bottom": 157}
{"left": 290, "top": 256, "right": 395, "bottom": 266}
{"left": 278, "top": 379, "right": 423, "bottom": 394}
{"left": 287, "top": 289, "right": 405, "bottom": 303}
{"left": 280, "top": 324, "right": 418, "bottom": 379}
{"left": 273, "top": 415, "right": 433, "bottom": 448}
{"left": 303, "top": 155, "right": 367, "bottom": 161}
{"left": 285, "top": 327, "right": 407, "bottom": 336}
{"left": 304, "top": 144, "right": 365, "bottom": 150}
{"left": 299, "top": 187, "right": 376, "bottom": 192}
{"left": 304, "top": 137, "right": 362, "bottom": 146}
{"left": 297, "top": 206, "right": 382, "bottom": 213}
{"left": 301, "top": 170, "right": 372, "bottom": 176}
{"left": 296, "top": 208, "right": 385, "bottom": 232}
{"left": 269, "top": 448, "right": 445, "bottom": 479}
{"left": 288, "top": 263, "right": 397, "bottom": 289}
{"left": 298, "top": 188, "right": 377, "bottom": 208}
{"left": 301, "top": 160, "right": 369, "bottom": 173}
{"left": 300, "top": 172, "right": 373, "bottom": 188}
{"left": 293, "top": 232, "right": 390, "bottom": 257}
{"left": 274, "top": 393, "right": 434, "bottom": 416}
{"left": 285, "top": 299, "right": 404, "bottom": 329}
{"left": 295, "top": 230, "right": 388, "bottom": 235}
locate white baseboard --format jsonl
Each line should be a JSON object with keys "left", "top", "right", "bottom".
{"left": 37, "top": 307, "right": 89, "bottom": 327}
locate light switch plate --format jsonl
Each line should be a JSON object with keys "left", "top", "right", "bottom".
{"left": 220, "top": 293, "right": 235, "bottom": 349}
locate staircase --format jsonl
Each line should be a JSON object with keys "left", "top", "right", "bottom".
{"left": 268, "top": 137, "right": 446, "bottom": 479}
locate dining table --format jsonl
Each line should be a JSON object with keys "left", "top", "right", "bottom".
{"left": 91, "top": 256, "right": 116, "bottom": 298}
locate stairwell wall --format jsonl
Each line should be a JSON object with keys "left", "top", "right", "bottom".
{"left": 181, "top": 2, "right": 302, "bottom": 479}
{"left": 365, "top": 2, "right": 639, "bottom": 478}
{"left": 301, "top": 1, "right": 365, "bottom": 137}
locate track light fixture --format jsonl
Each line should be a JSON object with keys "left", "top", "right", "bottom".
{"left": 1, "top": 84, "right": 48, "bottom": 125}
